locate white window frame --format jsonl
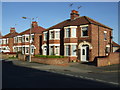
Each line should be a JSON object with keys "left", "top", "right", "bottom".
{"left": 49, "top": 30, "right": 54, "bottom": 40}
{"left": 71, "top": 45, "right": 77, "bottom": 56}
{"left": 54, "top": 29, "right": 60, "bottom": 40}
{"left": 55, "top": 46, "right": 59, "bottom": 55}
{"left": 104, "top": 31, "right": 107, "bottom": 41}
{"left": 17, "top": 36, "right": 22, "bottom": 43}
{"left": 64, "top": 43, "right": 77, "bottom": 56}
{"left": 43, "top": 31, "right": 47, "bottom": 41}
{"left": 80, "top": 25, "right": 89, "bottom": 37}
{"left": 64, "top": 26, "right": 77, "bottom": 38}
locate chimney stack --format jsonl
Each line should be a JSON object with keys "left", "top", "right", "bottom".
{"left": 70, "top": 10, "right": 80, "bottom": 20}
{"left": 32, "top": 21, "right": 38, "bottom": 28}
{"left": 10, "top": 27, "right": 16, "bottom": 33}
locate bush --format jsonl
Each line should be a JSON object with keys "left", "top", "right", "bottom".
{"left": 34, "top": 55, "right": 65, "bottom": 58}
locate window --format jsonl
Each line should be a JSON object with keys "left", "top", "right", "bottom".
{"left": 7, "top": 38, "right": 9, "bottom": 44}
{"left": 81, "top": 27, "right": 88, "bottom": 37}
{"left": 50, "top": 31, "right": 54, "bottom": 39}
{"left": 55, "top": 46, "right": 59, "bottom": 55}
{"left": 71, "top": 28, "right": 76, "bottom": 37}
{"left": 2, "top": 39, "right": 6, "bottom": 44}
{"left": 22, "top": 36, "right": 25, "bottom": 42}
{"left": 18, "top": 37, "right": 22, "bottom": 43}
{"left": 25, "top": 36, "right": 29, "bottom": 42}
{"left": 49, "top": 46, "right": 54, "bottom": 55}
{"left": 22, "top": 47, "right": 25, "bottom": 54}
{"left": 65, "top": 45, "right": 70, "bottom": 56}
{"left": 66, "top": 28, "right": 70, "bottom": 38}
{"left": 25, "top": 47, "right": 29, "bottom": 54}
{"left": 0, "top": 39, "right": 2, "bottom": 44}
{"left": 55, "top": 31, "right": 60, "bottom": 39}
{"left": 31, "top": 35, "right": 34, "bottom": 42}
{"left": 15, "top": 37, "right": 17, "bottom": 43}
{"left": 104, "top": 31, "right": 107, "bottom": 40}
{"left": 71, "top": 45, "right": 76, "bottom": 56}
{"left": 44, "top": 32, "right": 47, "bottom": 41}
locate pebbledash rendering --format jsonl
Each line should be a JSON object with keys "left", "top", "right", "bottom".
{"left": 0, "top": 10, "right": 120, "bottom": 62}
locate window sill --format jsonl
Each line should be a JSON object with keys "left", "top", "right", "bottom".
{"left": 64, "top": 37, "right": 77, "bottom": 39}
{"left": 49, "top": 39, "right": 60, "bottom": 40}
{"left": 81, "top": 36, "right": 89, "bottom": 38}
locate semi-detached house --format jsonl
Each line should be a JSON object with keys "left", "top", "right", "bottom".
{"left": 13, "top": 21, "right": 45, "bottom": 55}
{"left": 42, "top": 10, "right": 113, "bottom": 62}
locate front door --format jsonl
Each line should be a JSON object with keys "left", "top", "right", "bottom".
{"left": 81, "top": 45, "right": 89, "bottom": 62}
{"left": 43, "top": 46, "right": 47, "bottom": 55}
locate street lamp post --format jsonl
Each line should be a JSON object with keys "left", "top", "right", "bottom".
{"left": 22, "top": 17, "right": 33, "bottom": 62}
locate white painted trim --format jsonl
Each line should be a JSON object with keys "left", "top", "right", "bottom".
{"left": 2, "top": 38, "right": 6, "bottom": 40}
{"left": 22, "top": 45, "right": 29, "bottom": 47}
{"left": 78, "top": 41, "right": 92, "bottom": 49}
{"left": 64, "top": 43, "right": 77, "bottom": 45}
{"left": 104, "top": 31, "right": 107, "bottom": 33}
{"left": 106, "top": 45, "right": 110, "bottom": 47}
{"left": 17, "top": 35, "right": 22, "bottom": 37}
{"left": 64, "top": 26, "right": 77, "bottom": 28}
{"left": 49, "top": 44, "right": 60, "bottom": 46}
{"left": 80, "top": 25, "right": 88, "bottom": 27}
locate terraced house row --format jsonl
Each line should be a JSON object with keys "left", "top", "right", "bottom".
{"left": 0, "top": 10, "right": 120, "bottom": 62}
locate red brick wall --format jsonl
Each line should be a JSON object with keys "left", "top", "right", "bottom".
{"left": 34, "top": 34, "right": 42, "bottom": 55}
{"left": 31, "top": 57, "right": 69, "bottom": 65}
{"left": 64, "top": 38, "right": 77, "bottom": 43}
{"left": 97, "top": 52, "right": 120, "bottom": 67}
{"left": 9, "top": 38, "right": 14, "bottom": 52}
{"left": 49, "top": 40, "right": 60, "bottom": 44}
{"left": 91, "top": 24, "right": 112, "bottom": 62}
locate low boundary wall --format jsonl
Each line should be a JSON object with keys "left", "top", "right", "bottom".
{"left": 97, "top": 52, "right": 120, "bottom": 67}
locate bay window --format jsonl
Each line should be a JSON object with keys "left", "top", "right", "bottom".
{"left": 55, "top": 31, "right": 60, "bottom": 39}
{"left": 66, "top": 28, "right": 70, "bottom": 38}
{"left": 65, "top": 45, "right": 70, "bottom": 56}
{"left": 71, "top": 45, "right": 76, "bottom": 56}
{"left": 71, "top": 28, "right": 76, "bottom": 37}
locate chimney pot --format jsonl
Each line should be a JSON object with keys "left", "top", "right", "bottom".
{"left": 10, "top": 27, "right": 16, "bottom": 33}
{"left": 70, "top": 10, "right": 80, "bottom": 20}
{"left": 32, "top": 21, "right": 38, "bottom": 28}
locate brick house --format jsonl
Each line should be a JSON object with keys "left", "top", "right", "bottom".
{"left": 13, "top": 21, "right": 45, "bottom": 55}
{"left": 0, "top": 28, "right": 18, "bottom": 52}
{"left": 42, "top": 10, "right": 114, "bottom": 62}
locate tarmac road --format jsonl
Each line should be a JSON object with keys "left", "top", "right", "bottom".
{"left": 2, "top": 60, "right": 119, "bottom": 88}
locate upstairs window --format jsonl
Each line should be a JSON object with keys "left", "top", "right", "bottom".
{"left": 50, "top": 31, "right": 54, "bottom": 40}
{"left": 55, "top": 31, "right": 60, "bottom": 39}
{"left": 71, "top": 28, "right": 76, "bottom": 37}
{"left": 31, "top": 35, "right": 34, "bottom": 42}
{"left": 25, "top": 36, "right": 29, "bottom": 42}
{"left": 81, "top": 27, "right": 88, "bottom": 37}
{"left": 65, "top": 28, "right": 70, "bottom": 38}
{"left": 44, "top": 32, "right": 47, "bottom": 41}
{"left": 104, "top": 31, "right": 107, "bottom": 40}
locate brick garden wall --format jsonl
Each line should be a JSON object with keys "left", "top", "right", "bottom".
{"left": 18, "top": 53, "right": 26, "bottom": 61}
{"left": 31, "top": 57, "right": 69, "bottom": 65}
{"left": 1, "top": 53, "right": 16, "bottom": 59}
{"left": 97, "top": 52, "right": 120, "bottom": 67}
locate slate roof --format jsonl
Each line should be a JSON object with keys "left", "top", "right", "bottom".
{"left": 17, "top": 26, "right": 45, "bottom": 35}
{"left": 44, "top": 16, "right": 112, "bottom": 31}
{"left": 2, "top": 32, "right": 18, "bottom": 38}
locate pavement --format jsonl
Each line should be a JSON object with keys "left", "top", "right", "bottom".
{"left": 2, "top": 59, "right": 120, "bottom": 87}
